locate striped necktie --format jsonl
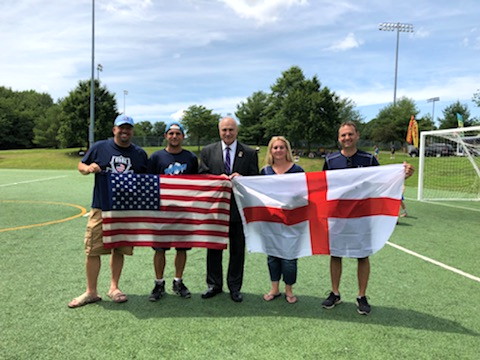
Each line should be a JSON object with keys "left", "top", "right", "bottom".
{"left": 224, "top": 147, "right": 231, "bottom": 174}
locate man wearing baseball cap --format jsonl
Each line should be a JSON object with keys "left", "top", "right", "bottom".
{"left": 147, "top": 120, "right": 199, "bottom": 301}
{"left": 68, "top": 114, "right": 148, "bottom": 308}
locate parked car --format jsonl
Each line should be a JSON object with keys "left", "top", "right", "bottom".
{"left": 407, "top": 145, "right": 419, "bottom": 157}
{"left": 425, "top": 143, "right": 454, "bottom": 157}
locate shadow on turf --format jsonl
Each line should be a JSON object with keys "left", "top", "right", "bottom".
{"left": 94, "top": 293, "right": 478, "bottom": 336}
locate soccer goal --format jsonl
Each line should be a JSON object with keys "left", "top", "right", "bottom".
{"left": 418, "top": 126, "right": 480, "bottom": 201}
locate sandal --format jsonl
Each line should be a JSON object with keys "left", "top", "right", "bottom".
{"left": 263, "top": 293, "right": 281, "bottom": 301}
{"left": 107, "top": 290, "right": 128, "bottom": 303}
{"left": 285, "top": 294, "right": 298, "bottom": 304}
{"left": 68, "top": 293, "right": 102, "bottom": 308}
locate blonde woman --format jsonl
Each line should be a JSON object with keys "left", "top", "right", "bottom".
{"left": 260, "top": 136, "right": 304, "bottom": 304}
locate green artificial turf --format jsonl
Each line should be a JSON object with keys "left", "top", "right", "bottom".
{"left": 0, "top": 169, "right": 479, "bottom": 359}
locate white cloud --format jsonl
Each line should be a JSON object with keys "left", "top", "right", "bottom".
{"left": 101, "top": 0, "right": 155, "bottom": 20}
{"left": 219, "top": 0, "right": 308, "bottom": 25}
{"left": 171, "top": 109, "right": 186, "bottom": 121}
{"left": 341, "top": 75, "right": 480, "bottom": 107}
{"left": 128, "top": 96, "right": 245, "bottom": 123}
{"left": 1, "top": 1, "right": 479, "bottom": 125}
{"left": 460, "top": 27, "right": 480, "bottom": 49}
{"left": 327, "top": 33, "right": 363, "bottom": 52}
{"left": 414, "top": 27, "right": 430, "bottom": 38}
{"left": 462, "top": 35, "right": 480, "bottom": 49}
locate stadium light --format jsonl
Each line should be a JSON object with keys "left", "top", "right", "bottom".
{"left": 123, "top": 90, "right": 128, "bottom": 115}
{"left": 427, "top": 97, "right": 440, "bottom": 123}
{"left": 379, "top": 22, "right": 414, "bottom": 106}
{"left": 97, "top": 63, "right": 103, "bottom": 82}
{"left": 89, "top": 0, "right": 95, "bottom": 149}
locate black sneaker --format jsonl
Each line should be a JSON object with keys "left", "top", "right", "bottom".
{"left": 173, "top": 279, "right": 191, "bottom": 298}
{"left": 356, "top": 296, "right": 371, "bottom": 315}
{"left": 149, "top": 281, "right": 165, "bottom": 302}
{"left": 322, "top": 292, "right": 342, "bottom": 309}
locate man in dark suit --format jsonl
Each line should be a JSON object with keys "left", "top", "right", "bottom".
{"left": 199, "top": 116, "right": 259, "bottom": 302}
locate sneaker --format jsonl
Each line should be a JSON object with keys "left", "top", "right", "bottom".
{"left": 173, "top": 279, "right": 191, "bottom": 298}
{"left": 322, "top": 292, "right": 342, "bottom": 309}
{"left": 148, "top": 281, "right": 165, "bottom": 302}
{"left": 356, "top": 296, "right": 371, "bottom": 315}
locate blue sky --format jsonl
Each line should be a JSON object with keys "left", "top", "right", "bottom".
{"left": 1, "top": 0, "right": 479, "bottom": 126}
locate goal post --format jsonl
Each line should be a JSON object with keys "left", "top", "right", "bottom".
{"left": 418, "top": 125, "right": 480, "bottom": 201}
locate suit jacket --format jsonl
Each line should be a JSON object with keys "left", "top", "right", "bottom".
{"left": 199, "top": 141, "right": 259, "bottom": 222}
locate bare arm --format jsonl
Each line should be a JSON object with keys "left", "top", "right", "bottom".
{"left": 78, "top": 161, "right": 101, "bottom": 175}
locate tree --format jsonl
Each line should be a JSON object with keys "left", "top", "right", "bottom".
{"left": 337, "top": 98, "right": 364, "bottom": 125}
{"left": 0, "top": 87, "right": 54, "bottom": 149}
{"left": 369, "top": 97, "right": 420, "bottom": 144}
{"left": 473, "top": 89, "right": 480, "bottom": 107}
{"left": 181, "top": 105, "right": 220, "bottom": 150}
{"left": 265, "top": 66, "right": 307, "bottom": 142}
{"left": 279, "top": 80, "right": 339, "bottom": 150}
{"left": 33, "top": 104, "right": 62, "bottom": 148}
{"left": 416, "top": 114, "right": 436, "bottom": 133}
{"left": 263, "top": 66, "right": 341, "bottom": 151}
{"left": 57, "top": 80, "right": 118, "bottom": 148}
{"left": 134, "top": 121, "right": 154, "bottom": 137}
{"left": 152, "top": 121, "right": 166, "bottom": 137}
{"left": 236, "top": 91, "right": 270, "bottom": 145}
{"left": 438, "top": 101, "right": 476, "bottom": 129}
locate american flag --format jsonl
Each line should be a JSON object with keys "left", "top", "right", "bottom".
{"left": 101, "top": 173, "right": 232, "bottom": 249}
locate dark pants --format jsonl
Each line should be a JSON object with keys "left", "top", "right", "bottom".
{"left": 267, "top": 256, "right": 297, "bottom": 285}
{"left": 206, "top": 221, "right": 245, "bottom": 293}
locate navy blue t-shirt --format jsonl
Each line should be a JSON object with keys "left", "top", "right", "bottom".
{"left": 260, "top": 163, "right": 304, "bottom": 175}
{"left": 82, "top": 138, "right": 148, "bottom": 208}
{"left": 323, "top": 150, "right": 379, "bottom": 170}
{"left": 147, "top": 149, "right": 198, "bottom": 175}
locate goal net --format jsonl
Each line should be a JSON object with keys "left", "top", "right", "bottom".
{"left": 418, "top": 126, "right": 480, "bottom": 201}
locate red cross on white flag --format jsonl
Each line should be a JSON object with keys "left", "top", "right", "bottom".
{"left": 232, "top": 164, "right": 404, "bottom": 259}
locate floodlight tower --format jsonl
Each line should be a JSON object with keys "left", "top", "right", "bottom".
{"left": 123, "top": 90, "right": 128, "bottom": 115}
{"left": 379, "top": 22, "right": 414, "bottom": 106}
{"left": 427, "top": 97, "right": 440, "bottom": 123}
{"left": 97, "top": 63, "right": 103, "bottom": 82}
{"left": 89, "top": 0, "right": 96, "bottom": 149}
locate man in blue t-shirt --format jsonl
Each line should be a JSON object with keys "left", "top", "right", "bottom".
{"left": 68, "top": 115, "right": 148, "bottom": 308}
{"left": 321, "top": 121, "right": 414, "bottom": 315}
{"left": 147, "top": 121, "right": 198, "bottom": 301}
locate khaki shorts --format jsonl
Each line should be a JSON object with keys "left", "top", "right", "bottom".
{"left": 84, "top": 208, "right": 133, "bottom": 256}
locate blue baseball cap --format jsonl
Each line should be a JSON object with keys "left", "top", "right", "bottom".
{"left": 165, "top": 120, "right": 185, "bottom": 135}
{"left": 114, "top": 114, "right": 134, "bottom": 127}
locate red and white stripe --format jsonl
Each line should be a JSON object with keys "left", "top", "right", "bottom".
{"left": 103, "top": 175, "right": 231, "bottom": 249}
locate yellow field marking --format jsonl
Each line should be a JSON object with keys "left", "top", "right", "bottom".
{"left": 0, "top": 200, "right": 87, "bottom": 232}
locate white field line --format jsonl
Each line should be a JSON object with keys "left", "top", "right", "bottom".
{"left": 0, "top": 175, "right": 68, "bottom": 187}
{"left": 404, "top": 196, "right": 480, "bottom": 212}
{"left": 387, "top": 242, "right": 480, "bottom": 283}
